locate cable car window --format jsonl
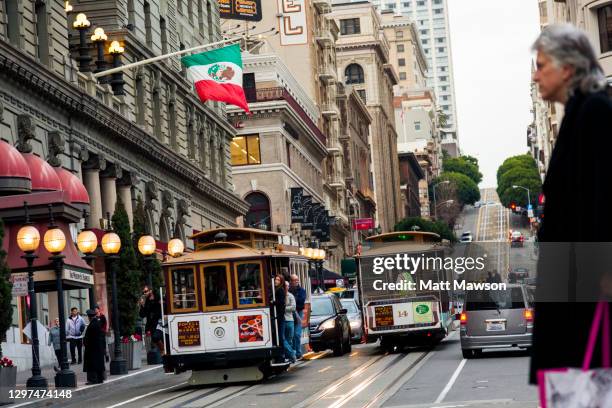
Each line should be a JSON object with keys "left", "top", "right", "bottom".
{"left": 202, "top": 263, "right": 232, "bottom": 310}
{"left": 170, "top": 267, "right": 198, "bottom": 312}
{"left": 235, "top": 261, "right": 264, "bottom": 307}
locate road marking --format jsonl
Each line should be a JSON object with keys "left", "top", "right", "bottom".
{"left": 318, "top": 365, "right": 332, "bottom": 373}
{"left": 350, "top": 351, "right": 359, "bottom": 357}
{"left": 434, "top": 358, "right": 467, "bottom": 404}
{"left": 282, "top": 384, "right": 296, "bottom": 392}
{"left": 304, "top": 350, "right": 331, "bottom": 360}
{"left": 105, "top": 381, "right": 189, "bottom": 408}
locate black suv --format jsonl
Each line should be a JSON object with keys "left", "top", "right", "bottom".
{"left": 309, "top": 294, "right": 352, "bottom": 356}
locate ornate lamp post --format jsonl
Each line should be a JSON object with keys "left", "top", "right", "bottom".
{"left": 101, "top": 225, "right": 125, "bottom": 375}
{"left": 108, "top": 41, "right": 126, "bottom": 96}
{"left": 43, "top": 209, "right": 76, "bottom": 388}
{"left": 77, "top": 211, "right": 98, "bottom": 309}
{"left": 73, "top": 13, "right": 92, "bottom": 73}
{"left": 137, "top": 235, "right": 156, "bottom": 288}
{"left": 16, "top": 203, "right": 47, "bottom": 389}
{"left": 167, "top": 237, "right": 185, "bottom": 258}
{"left": 90, "top": 27, "right": 108, "bottom": 80}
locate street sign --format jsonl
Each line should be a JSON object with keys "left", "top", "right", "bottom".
{"left": 353, "top": 218, "right": 374, "bottom": 230}
{"left": 527, "top": 204, "right": 533, "bottom": 210}
{"left": 219, "top": 0, "right": 262, "bottom": 21}
{"left": 10, "top": 273, "right": 28, "bottom": 297}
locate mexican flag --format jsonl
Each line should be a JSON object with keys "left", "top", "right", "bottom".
{"left": 181, "top": 44, "right": 250, "bottom": 113}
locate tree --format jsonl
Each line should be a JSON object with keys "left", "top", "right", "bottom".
{"left": 496, "top": 154, "right": 537, "bottom": 184}
{"left": 133, "top": 197, "right": 163, "bottom": 290}
{"left": 0, "top": 219, "right": 13, "bottom": 358}
{"left": 111, "top": 197, "right": 142, "bottom": 336}
{"left": 433, "top": 172, "right": 481, "bottom": 206}
{"left": 395, "top": 217, "right": 456, "bottom": 242}
{"left": 442, "top": 156, "right": 483, "bottom": 185}
{"left": 496, "top": 154, "right": 542, "bottom": 208}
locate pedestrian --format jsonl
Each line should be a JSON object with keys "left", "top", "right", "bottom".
{"left": 529, "top": 24, "right": 612, "bottom": 385}
{"left": 289, "top": 274, "right": 306, "bottom": 360}
{"left": 66, "top": 307, "right": 85, "bottom": 364}
{"left": 47, "top": 318, "right": 61, "bottom": 372}
{"left": 139, "top": 286, "right": 164, "bottom": 355}
{"left": 272, "top": 275, "right": 286, "bottom": 363}
{"left": 83, "top": 309, "right": 106, "bottom": 384}
{"left": 94, "top": 304, "right": 110, "bottom": 363}
{"left": 284, "top": 282, "right": 297, "bottom": 363}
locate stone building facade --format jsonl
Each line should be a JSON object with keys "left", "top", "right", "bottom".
{"left": 331, "top": 1, "right": 403, "bottom": 233}
{"left": 0, "top": 0, "right": 247, "bottom": 370}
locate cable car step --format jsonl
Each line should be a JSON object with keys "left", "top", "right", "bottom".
{"left": 269, "top": 360, "right": 291, "bottom": 368}
{"left": 188, "top": 366, "right": 264, "bottom": 385}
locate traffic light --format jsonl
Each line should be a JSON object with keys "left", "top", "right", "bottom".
{"left": 510, "top": 202, "right": 516, "bottom": 211}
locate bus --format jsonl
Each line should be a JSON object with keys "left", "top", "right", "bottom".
{"left": 161, "top": 228, "right": 311, "bottom": 384}
{"left": 356, "top": 231, "right": 458, "bottom": 352}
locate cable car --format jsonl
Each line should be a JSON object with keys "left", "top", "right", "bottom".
{"left": 161, "top": 228, "right": 311, "bottom": 384}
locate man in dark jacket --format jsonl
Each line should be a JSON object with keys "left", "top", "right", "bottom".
{"left": 83, "top": 309, "right": 106, "bottom": 384}
{"left": 529, "top": 25, "right": 612, "bottom": 385}
{"left": 289, "top": 274, "right": 307, "bottom": 360}
{"left": 139, "top": 286, "right": 163, "bottom": 354}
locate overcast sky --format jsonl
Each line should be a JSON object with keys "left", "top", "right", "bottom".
{"left": 447, "top": 0, "right": 541, "bottom": 188}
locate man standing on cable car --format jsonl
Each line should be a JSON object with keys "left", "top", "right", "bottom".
{"left": 290, "top": 274, "right": 306, "bottom": 360}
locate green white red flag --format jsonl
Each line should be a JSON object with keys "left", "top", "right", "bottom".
{"left": 181, "top": 44, "right": 250, "bottom": 113}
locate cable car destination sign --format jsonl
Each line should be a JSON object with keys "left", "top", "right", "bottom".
{"left": 219, "top": 0, "right": 262, "bottom": 21}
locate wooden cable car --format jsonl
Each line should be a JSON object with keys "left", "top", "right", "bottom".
{"left": 161, "top": 228, "right": 311, "bottom": 384}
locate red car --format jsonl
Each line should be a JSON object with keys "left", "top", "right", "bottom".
{"left": 510, "top": 231, "right": 524, "bottom": 247}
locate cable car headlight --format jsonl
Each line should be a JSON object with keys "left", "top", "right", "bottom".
{"left": 349, "top": 319, "right": 361, "bottom": 329}
{"left": 318, "top": 318, "right": 336, "bottom": 330}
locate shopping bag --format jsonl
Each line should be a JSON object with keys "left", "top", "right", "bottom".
{"left": 538, "top": 301, "right": 611, "bottom": 408}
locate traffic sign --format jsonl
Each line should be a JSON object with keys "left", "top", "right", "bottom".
{"left": 527, "top": 204, "right": 533, "bottom": 210}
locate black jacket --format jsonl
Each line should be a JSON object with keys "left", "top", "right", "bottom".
{"left": 273, "top": 286, "right": 286, "bottom": 322}
{"left": 83, "top": 318, "right": 105, "bottom": 374}
{"left": 530, "top": 89, "right": 612, "bottom": 384}
{"left": 139, "top": 295, "right": 162, "bottom": 334}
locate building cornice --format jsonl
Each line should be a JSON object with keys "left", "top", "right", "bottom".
{"left": 0, "top": 40, "right": 249, "bottom": 216}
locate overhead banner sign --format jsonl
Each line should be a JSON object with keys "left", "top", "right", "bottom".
{"left": 302, "top": 201, "right": 319, "bottom": 230}
{"left": 219, "top": 0, "right": 262, "bottom": 21}
{"left": 353, "top": 218, "right": 374, "bottom": 231}
{"left": 290, "top": 187, "right": 304, "bottom": 223}
{"left": 277, "top": 0, "right": 307, "bottom": 45}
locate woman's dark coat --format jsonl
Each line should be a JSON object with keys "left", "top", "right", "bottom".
{"left": 530, "top": 89, "right": 612, "bottom": 384}
{"left": 83, "top": 317, "right": 106, "bottom": 375}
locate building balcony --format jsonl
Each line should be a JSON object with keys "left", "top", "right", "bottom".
{"left": 326, "top": 141, "right": 342, "bottom": 155}
{"left": 326, "top": 175, "right": 345, "bottom": 189}
{"left": 315, "top": 29, "right": 334, "bottom": 46}
{"left": 312, "top": 0, "right": 332, "bottom": 14}
{"left": 318, "top": 63, "right": 337, "bottom": 84}
{"left": 321, "top": 103, "right": 339, "bottom": 117}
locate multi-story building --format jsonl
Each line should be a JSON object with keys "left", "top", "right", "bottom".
{"left": 223, "top": 0, "right": 352, "bottom": 263}
{"left": 369, "top": 0, "right": 460, "bottom": 157}
{"left": 331, "top": 1, "right": 403, "bottom": 232}
{"left": 398, "top": 152, "right": 424, "bottom": 218}
{"left": 0, "top": 0, "right": 247, "bottom": 370}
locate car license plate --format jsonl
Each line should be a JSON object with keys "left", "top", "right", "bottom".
{"left": 486, "top": 321, "right": 506, "bottom": 332}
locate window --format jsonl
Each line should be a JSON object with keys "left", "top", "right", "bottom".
{"left": 398, "top": 58, "right": 406, "bottom": 66}
{"left": 231, "top": 135, "right": 261, "bottom": 165}
{"left": 414, "top": 121, "right": 421, "bottom": 131}
{"left": 244, "top": 192, "right": 271, "bottom": 230}
{"left": 396, "top": 30, "right": 404, "bottom": 38}
{"left": 399, "top": 72, "right": 407, "bottom": 80}
{"left": 144, "top": 1, "right": 152, "bottom": 47}
{"left": 420, "top": 29, "right": 428, "bottom": 36}
{"left": 345, "top": 64, "right": 365, "bottom": 84}
{"left": 340, "top": 18, "right": 360, "bottom": 35}
{"left": 417, "top": 0, "right": 424, "bottom": 6}
{"left": 5, "top": 0, "right": 19, "bottom": 45}
{"left": 202, "top": 264, "right": 231, "bottom": 310}
{"left": 598, "top": 5, "right": 612, "bottom": 53}
{"left": 397, "top": 44, "right": 405, "bottom": 52}
{"left": 437, "top": 37, "right": 444, "bottom": 43}
{"left": 438, "top": 47, "right": 445, "bottom": 53}
{"left": 434, "top": 9, "right": 442, "bottom": 14}
{"left": 403, "top": 2, "right": 410, "bottom": 7}
{"left": 235, "top": 262, "right": 264, "bottom": 307}
{"left": 197, "top": 0, "right": 204, "bottom": 35}
{"left": 357, "top": 89, "right": 367, "bottom": 102}
{"left": 286, "top": 141, "right": 291, "bottom": 168}
{"left": 422, "top": 39, "right": 428, "bottom": 44}
{"left": 440, "top": 76, "right": 447, "bottom": 81}
{"left": 135, "top": 72, "right": 145, "bottom": 125}
{"left": 439, "top": 66, "right": 446, "bottom": 72}
{"left": 207, "top": 0, "right": 214, "bottom": 42}
{"left": 170, "top": 267, "right": 198, "bottom": 311}
{"left": 160, "top": 17, "right": 168, "bottom": 54}
{"left": 35, "top": 1, "right": 49, "bottom": 64}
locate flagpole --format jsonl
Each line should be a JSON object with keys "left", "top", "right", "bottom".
{"left": 92, "top": 36, "right": 243, "bottom": 78}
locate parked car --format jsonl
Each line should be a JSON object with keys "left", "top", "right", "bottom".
{"left": 460, "top": 284, "right": 534, "bottom": 358}
{"left": 510, "top": 231, "right": 524, "bottom": 247}
{"left": 340, "top": 298, "right": 363, "bottom": 343}
{"left": 460, "top": 231, "right": 473, "bottom": 243}
{"left": 508, "top": 267, "right": 529, "bottom": 283}
{"left": 309, "top": 294, "right": 352, "bottom": 356}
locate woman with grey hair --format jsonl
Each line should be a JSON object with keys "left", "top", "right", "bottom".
{"left": 529, "top": 24, "right": 612, "bottom": 385}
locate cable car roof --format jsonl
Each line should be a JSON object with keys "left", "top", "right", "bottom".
{"left": 189, "top": 227, "right": 283, "bottom": 241}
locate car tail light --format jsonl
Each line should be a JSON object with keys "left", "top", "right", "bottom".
{"left": 460, "top": 312, "right": 467, "bottom": 325}
{"left": 524, "top": 309, "right": 534, "bottom": 322}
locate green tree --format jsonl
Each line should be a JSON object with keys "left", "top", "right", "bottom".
{"left": 496, "top": 154, "right": 537, "bottom": 184}
{"left": 133, "top": 197, "right": 163, "bottom": 290}
{"left": 496, "top": 154, "right": 542, "bottom": 208}
{"left": 0, "top": 219, "right": 13, "bottom": 358}
{"left": 433, "top": 172, "right": 481, "bottom": 206}
{"left": 395, "top": 217, "right": 456, "bottom": 242}
{"left": 442, "top": 156, "right": 483, "bottom": 184}
{"left": 111, "top": 197, "right": 142, "bottom": 336}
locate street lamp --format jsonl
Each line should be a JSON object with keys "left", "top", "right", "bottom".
{"left": 77, "top": 210, "right": 98, "bottom": 309}
{"left": 137, "top": 235, "right": 156, "bottom": 288}
{"left": 167, "top": 238, "right": 184, "bottom": 258}
{"left": 91, "top": 27, "right": 108, "bottom": 80}
{"left": 512, "top": 185, "right": 531, "bottom": 209}
{"left": 101, "top": 224, "right": 126, "bottom": 375}
{"left": 43, "top": 207, "right": 75, "bottom": 388}
{"left": 432, "top": 180, "right": 450, "bottom": 220}
{"left": 73, "top": 13, "right": 92, "bottom": 73}
{"left": 108, "top": 40, "right": 126, "bottom": 96}
{"left": 16, "top": 203, "right": 47, "bottom": 389}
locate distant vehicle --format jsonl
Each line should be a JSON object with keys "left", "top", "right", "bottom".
{"left": 474, "top": 201, "right": 482, "bottom": 208}
{"left": 460, "top": 284, "right": 534, "bottom": 358}
{"left": 341, "top": 298, "right": 363, "bottom": 343}
{"left": 460, "top": 231, "right": 473, "bottom": 243}
{"left": 309, "top": 294, "right": 352, "bottom": 356}
{"left": 508, "top": 267, "right": 529, "bottom": 283}
{"left": 486, "top": 201, "right": 496, "bottom": 206}
{"left": 511, "top": 231, "right": 524, "bottom": 247}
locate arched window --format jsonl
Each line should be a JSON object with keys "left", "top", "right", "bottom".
{"left": 345, "top": 64, "right": 364, "bottom": 84}
{"left": 244, "top": 192, "right": 271, "bottom": 231}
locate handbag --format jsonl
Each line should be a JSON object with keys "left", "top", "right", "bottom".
{"left": 537, "top": 301, "right": 612, "bottom": 408}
